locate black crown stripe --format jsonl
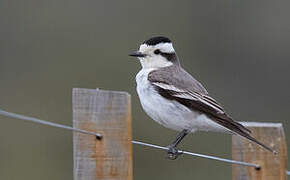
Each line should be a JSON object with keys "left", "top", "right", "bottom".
{"left": 143, "top": 36, "right": 171, "bottom": 46}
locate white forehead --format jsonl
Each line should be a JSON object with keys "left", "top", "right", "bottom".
{"left": 139, "top": 42, "right": 175, "bottom": 53}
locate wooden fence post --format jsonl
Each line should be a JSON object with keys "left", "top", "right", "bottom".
{"left": 72, "top": 88, "right": 133, "bottom": 180}
{"left": 232, "top": 122, "right": 288, "bottom": 180}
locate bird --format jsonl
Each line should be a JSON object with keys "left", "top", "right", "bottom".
{"left": 129, "top": 36, "right": 275, "bottom": 159}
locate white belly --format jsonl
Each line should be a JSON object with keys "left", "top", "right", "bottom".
{"left": 136, "top": 69, "right": 228, "bottom": 133}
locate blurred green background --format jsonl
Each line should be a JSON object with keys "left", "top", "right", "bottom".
{"left": 0, "top": 0, "right": 289, "bottom": 179}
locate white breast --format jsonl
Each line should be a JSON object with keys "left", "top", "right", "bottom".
{"left": 135, "top": 69, "right": 229, "bottom": 133}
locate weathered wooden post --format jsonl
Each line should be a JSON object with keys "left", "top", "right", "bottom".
{"left": 73, "top": 88, "right": 133, "bottom": 180}
{"left": 232, "top": 122, "right": 288, "bottom": 180}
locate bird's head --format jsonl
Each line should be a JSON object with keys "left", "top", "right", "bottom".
{"left": 129, "top": 36, "right": 179, "bottom": 69}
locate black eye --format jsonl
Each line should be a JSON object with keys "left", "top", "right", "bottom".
{"left": 154, "top": 49, "right": 161, "bottom": 55}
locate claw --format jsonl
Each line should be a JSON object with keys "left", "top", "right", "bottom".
{"left": 167, "top": 146, "right": 183, "bottom": 160}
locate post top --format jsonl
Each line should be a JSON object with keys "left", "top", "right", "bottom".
{"left": 72, "top": 88, "right": 131, "bottom": 97}
{"left": 239, "top": 122, "right": 283, "bottom": 128}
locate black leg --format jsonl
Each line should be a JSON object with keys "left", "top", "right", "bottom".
{"left": 167, "top": 129, "right": 189, "bottom": 160}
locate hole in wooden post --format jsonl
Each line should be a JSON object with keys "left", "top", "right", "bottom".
{"left": 96, "top": 135, "right": 103, "bottom": 140}
{"left": 255, "top": 166, "right": 261, "bottom": 171}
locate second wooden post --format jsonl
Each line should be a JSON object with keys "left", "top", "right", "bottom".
{"left": 232, "top": 122, "right": 287, "bottom": 180}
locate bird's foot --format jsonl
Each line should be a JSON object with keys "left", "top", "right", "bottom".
{"left": 167, "top": 145, "right": 183, "bottom": 160}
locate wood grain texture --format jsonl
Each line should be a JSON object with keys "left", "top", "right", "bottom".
{"left": 232, "top": 122, "right": 287, "bottom": 180}
{"left": 73, "top": 88, "right": 133, "bottom": 180}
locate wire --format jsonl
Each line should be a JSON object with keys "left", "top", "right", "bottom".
{"left": 2, "top": 108, "right": 290, "bottom": 173}
{"left": 132, "top": 140, "right": 260, "bottom": 168}
{"left": 0, "top": 109, "right": 102, "bottom": 139}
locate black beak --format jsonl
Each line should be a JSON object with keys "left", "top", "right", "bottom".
{"left": 129, "top": 51, "right": 146, "bottom": 57}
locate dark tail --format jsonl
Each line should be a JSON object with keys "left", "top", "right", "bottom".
{"left": 212, "top": 116, "right": 276, "bottom": 154}
{"left": 237, "top": 130, "right": 277, "bottom": 154}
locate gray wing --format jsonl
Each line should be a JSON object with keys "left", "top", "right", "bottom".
{"left": 148, "top": 66, "right": 208, "bottom": 94}
{"left": 148, "top": 67, "right": 274, "bottom": 153}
